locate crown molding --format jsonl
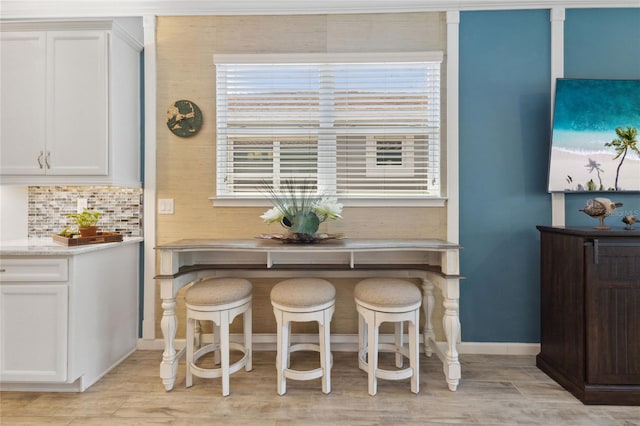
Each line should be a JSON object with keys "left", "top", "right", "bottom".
{"left": 1, "top": 0, "right": 638, "bottom": 19}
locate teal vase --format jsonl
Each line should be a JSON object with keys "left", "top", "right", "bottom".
{"left": 282, "top": 212, "right": 320, "bottom": 240}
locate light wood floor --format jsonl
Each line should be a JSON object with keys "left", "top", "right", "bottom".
{"left": 1, "top": 350, "right": 638, "bottom": 425}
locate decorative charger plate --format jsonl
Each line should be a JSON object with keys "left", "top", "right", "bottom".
{"left": 166, "top": 100, "right": 203, "bottom": 137}
{"left": 256, "top": 233, "right": 345, "bottom": 243}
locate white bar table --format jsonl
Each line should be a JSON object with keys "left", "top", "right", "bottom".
{"left": 155, "top": 238, "right": 463, "bottom": 392}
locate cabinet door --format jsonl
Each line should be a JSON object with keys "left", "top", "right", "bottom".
{"left": 585, "top": 242, "right": 640, "bottom": 385}
{"left": 538, "top": 231, "right": 586, "bottom": 384}
{"left": 47, "top": 31, "right": 108, "bottom": 175}
{"left": 0, "top": 284, "right": 68, "bottom": 382}
{"left": 0, "top": 32, "right": 47, "bottom": 175}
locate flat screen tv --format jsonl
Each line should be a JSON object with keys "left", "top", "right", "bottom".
{"left": 548, "top": 78, "right": 640, "bottom": 192}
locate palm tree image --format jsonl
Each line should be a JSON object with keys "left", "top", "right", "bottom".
{"left": 604, "top": 126, "right": 639, "bottom": 190}
{"left": 584, "top": 158, "right": 605, "bottom": 190}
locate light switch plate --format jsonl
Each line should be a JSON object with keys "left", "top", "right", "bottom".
{"left": 158, "top": 198, "right": 174, "bottom": 214}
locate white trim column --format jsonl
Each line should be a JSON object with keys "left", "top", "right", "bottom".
{"left": 446, "top": 10, "right": 460, "bottom": 244}
{"left": 142, "top": 15, "right": 157, "bottom": 341}
{"left": 550, "top": 8, "right": 565, "bottom": 227}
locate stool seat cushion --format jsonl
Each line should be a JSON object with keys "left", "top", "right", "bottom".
{"left": 354, "top": 278, "right": 421, "bottom": 308}
{"left": 186, "top": 278, "right": 252, "bottom": 306}
{"left": 271, "top": 278, "right": 336, "bottom": 308}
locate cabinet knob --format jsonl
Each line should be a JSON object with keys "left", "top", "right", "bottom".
{"left": 45, "top": 151, "right": 51, "bottom": 169}
{"left": 0, "top": 269, "right": 6, "bottom": 273}
{"left": 37, "top": 151, "right": 44, "bottom": 169}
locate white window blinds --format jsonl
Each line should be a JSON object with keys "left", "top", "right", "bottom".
{"left": 215, "top": 53, "right": 442, "bottom": 198}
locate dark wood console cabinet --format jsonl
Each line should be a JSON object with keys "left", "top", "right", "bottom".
{"left": 536, "top": 226, "right": 640, "bottom": 405}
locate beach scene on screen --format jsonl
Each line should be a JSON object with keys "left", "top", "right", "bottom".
{"left": 548, "top": 79, "right": 640, "bottom": 192}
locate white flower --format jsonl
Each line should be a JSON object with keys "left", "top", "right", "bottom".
{"left": 260, "top": 206, "right": 285, "bottom": 224}
{"left": 312, "top": 197, "right": 343, "bottom": 220}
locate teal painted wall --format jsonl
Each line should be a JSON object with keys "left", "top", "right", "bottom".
{"left": 459, "top": 8, "right": 640, "bottom": 342}
{"left": 459, "top": 10, "right": 551, "bottom": 342}
{"left": 564, "top": 8, "right": 640, "bottom": 80}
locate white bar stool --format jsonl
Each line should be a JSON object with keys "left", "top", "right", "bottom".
{"left": 354, "top": 278, "right": 422, "bottom": 396}
{"left": 270, "top": 278, "right": 336, "bottom": 395}
{"left": 185, "top": 277, "right": 253, "bottom": 397}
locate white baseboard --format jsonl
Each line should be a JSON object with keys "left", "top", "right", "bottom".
{"left": 137, "top": 335, "right": 540, "bottom": 356}
{"left": 457, "top": 341, "right": 540, "bottom": 355}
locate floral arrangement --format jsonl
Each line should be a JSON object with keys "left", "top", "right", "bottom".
{"left": 260, "top": 179, "right": 343, "bottom": 241}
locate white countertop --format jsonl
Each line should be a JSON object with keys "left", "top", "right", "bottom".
{"left": 0, "top": 237, "right": 143, "bottom": 256}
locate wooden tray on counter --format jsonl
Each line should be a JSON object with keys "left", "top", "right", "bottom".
{"left": 53, "top": 232, "right": 123, "bottom": 246}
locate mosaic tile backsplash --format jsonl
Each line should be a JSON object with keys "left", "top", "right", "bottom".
{"left": 28, "top": 186, "right": 143, "bottom": 237}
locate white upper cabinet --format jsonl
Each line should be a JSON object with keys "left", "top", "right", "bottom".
{"left": 0, "top": 20, "right": 143, "bottom": 186}
{"left": 0, "top": 32, "right": 47, "bottom": 175}
{"left": 47, "top": 31, "right": 108, "bottom": 176}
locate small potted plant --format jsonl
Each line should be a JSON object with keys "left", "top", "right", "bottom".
{"left": 66, "top": 209, "right": 102, "bottom": 237}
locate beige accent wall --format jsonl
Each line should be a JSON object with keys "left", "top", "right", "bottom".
{"left": 155, "top": 13, "right": 447, "bottom": 338}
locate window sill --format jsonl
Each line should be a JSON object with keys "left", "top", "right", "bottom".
{"left": 209, "top": 196, "right": 447, "bottom": 208}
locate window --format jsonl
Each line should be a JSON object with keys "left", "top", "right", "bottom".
{"left": 365, "top": 135, "right": 415, "bottom": 177}
{"left": 215, "top": 52, "right": 442, "bottom": 199}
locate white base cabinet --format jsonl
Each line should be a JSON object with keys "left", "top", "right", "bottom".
{"left": 0, "top": 20, "right": 142, "bottom": 186}
{"left": 0, "top": 243, "right": 139, "bottom": 391}
{"left": 1, "top": 284, "right": 69, "bottom": 382}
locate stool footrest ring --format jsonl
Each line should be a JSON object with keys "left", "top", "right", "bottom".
{"left": 358, "top": 344, "right": 410, "bottom": 361}
{"left": 285, "top": 367, "right": 324, "bottom": 381}
{"left": 290, "top": 343, "right": 320, "bottom": 354}
{"left": 190, "top": 342, "right": 250, "bottom": 379}
{"left": 358, "top": 346, "right": 413, "bottom": 381}
{"left": 193, "top": 342, "right": 220, "bottom": 363}
{"left": 284, "top": 342, "right": 334, "bottom": 382}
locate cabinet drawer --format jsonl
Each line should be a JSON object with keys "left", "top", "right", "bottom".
{"left": 0, "top": 258, "right": 68, "bottom": 282}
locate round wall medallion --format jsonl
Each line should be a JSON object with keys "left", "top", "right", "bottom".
{"left": 166, "top": 100, "right": 203, "bottom": 137}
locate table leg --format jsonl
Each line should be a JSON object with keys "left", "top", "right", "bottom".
{"left": 421, "top": 278, "right": 436, "bottom": 357}
{"left": 442, "top": 295, "right": 461, "bottom": 391}
{"left": 160, "top": 296, "right": 178, "bottom": 391}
